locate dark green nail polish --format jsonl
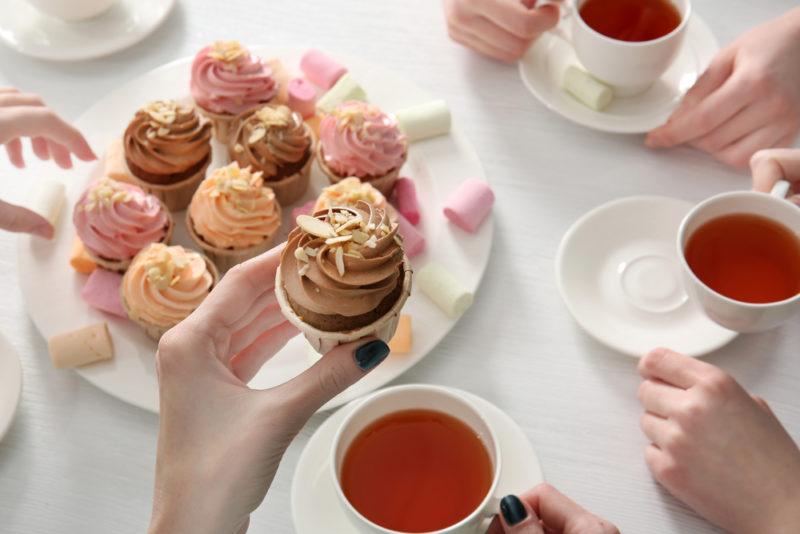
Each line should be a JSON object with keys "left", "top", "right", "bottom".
{"left": 500, "top": 495, "right": 527, "bottom": 526}
{"left": 354, "top": 340, "right": 389, "bottom": 371}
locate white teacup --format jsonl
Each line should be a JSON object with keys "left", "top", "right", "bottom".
{"left": 331, "top": 385, "right": 502, "bottom": 534}
{"left": 677, "top": 182, "right": 800, "bottom": 333}
{"left": 26, "top": 0, "right": 117, "bottom": 22}
{"left": 551, "top": 0, "right": 692, "bottom": 96}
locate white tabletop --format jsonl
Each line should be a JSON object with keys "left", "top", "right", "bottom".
{"left": 1, "top": 1, "right": 798, "bottom": 533}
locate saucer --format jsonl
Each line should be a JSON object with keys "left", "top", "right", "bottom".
{"left": 0, "top": 0, "right": 175, "bottom": 61}
{"left": 291, "top": 386, "right": 544, "bottom": 533}
{"left": 0, "top": 332, "right": 23, "bottom": 441}
{"left": 556, "top": 196, "right": 738, "bottom": 358}
{"left": 518, "top": 15, "right": 719, "bottom": 134}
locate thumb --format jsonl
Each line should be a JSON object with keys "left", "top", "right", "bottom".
{"left": 0, "top": 199, "right": 53, "bottom": 238}
{"left": 277, "top": 337, "right": 390, "bottom": 418}
{"left": 499, "top": 495, "right": 544, "bottom": 533}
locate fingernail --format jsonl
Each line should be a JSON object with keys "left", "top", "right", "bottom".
{"left": 354, "top": 340, "right": 389, "bottom": 371}
{"left": 500, "top": 495, "right": 528, "bottom": 526}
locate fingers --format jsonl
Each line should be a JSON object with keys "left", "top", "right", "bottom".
{"left": 0, "top": 106, "right": 96, "bottom": 161}
{"left": 712, "top": 124, "right": 789, "bottom": 169}
{"left": 229, "top": 302, "right": 284, "bottom": 357}
{"left": 638, "top": 348, "right": 710, "bottom": 389}
{"left": 0, "top": 93, "right": 44, "bottom": 108}
{"left": 31, "top": 137, "right": 50, "bottom": 160}
{"left": 498, "top": 494, "right": 544, "bottom": 533}
{"left": 449, "top": 26, "right": 521, "bottom": 63}
{"left": 0, "top": 199, "right": 54, "bottom": 238}
{"left": 640, "top": 412, "right": 675, "bottom": 447}
{"left": 750, "top": 148, "right": 800, "bottom": 192}
{"left": 521, "top": 483, "right": 618, "bottom": 533}
{"left": 669, "top": 47, "right": 735, "bottom": 113}
{"left": 751, "top": 394, "right": 778, "bottom": 419}
{"left": 229, "top": 321, "right": 299, "bottom": 384}
{"left": 47, "top": 140, "right": 73, "bottom": 169}
{"left": 475, "top": 0, "right": 559, "bottom": 40}
{"left": 689, "top": 101, "right": 774, "bottom": 156}
{"left": 5, "top": 138, "right": 24, "bottom": 168}
{"left": 637, "top": 379, "right": 684, "bottom": 417}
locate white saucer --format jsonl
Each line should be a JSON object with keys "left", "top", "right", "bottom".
{"left": 0, "top": 0, "right": 175, "bottom": 61}
{"left": 0, "top": 332, "right": 23, "bottom": 441}
{"left": 556, "top": 196, "right": 737, "bottom": 358}
{"left": 291, "top": 386, "right": 544, "bottom": 533}
{"left": 519, "top": 15, "right": 719, "bottom": 134}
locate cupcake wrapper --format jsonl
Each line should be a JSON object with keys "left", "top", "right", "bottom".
{"left": 197, "top": 106, "right": 242, "bottom": 145}
{"left": 315, "top": 141, "right": 406, "bottom": 197}
{"left": 274, "top": 256, "right": 413, "bottom": 354}
{"left": 185, "top": 211, "right": 282, "bottom": 273}
{"left": 122, "top": 154, "right": 210, "bottom": 212}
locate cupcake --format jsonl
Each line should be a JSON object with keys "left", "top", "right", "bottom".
{"left": 73, "top": 178, "right": 173, "bottom": 272}
{"left": 124, "top": 99, "right": 212, "bottom": 211}
{"left": 121, "top": 243, "right": 219, "bottom": 341}
{"left": 229, "top": 105, "right": 314, "bottom": 206}
{"left": 275, "top": 201, "right": 412, "bottom": 354}
{"left": 190, "top": 40, "right": 281, "bottom": 143}
{"left": 317, "top": 101, "right": 408, "bottom": 196}
{"left": 187, "top": 162, "right": 282, "bottom": 272}
{"left": 313, "top": 176, "right": 388, "bottom": 213}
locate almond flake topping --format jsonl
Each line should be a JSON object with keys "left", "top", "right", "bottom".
{"left": 296, "top": 215, "right": 335, "bottom": 238}
{"left": 208, "top": 40, "right": 246, "bottom": 63}
{"left": 84, "top": 178, "right": 133, "bottom": 210}
{"left": 294, "top": 247, "right": 309, "bottom": 263}
{"left": 248, "top": 127, "right": 266, "bottom": 145}
{"left": 143, "top": 100, "right": 179, "bottom": 126}
{"left": 304, "top": 247, "right": 319, "bottom": 257}
{"left": 144, "top": 245, "right": 190, "bottom": 290}
{"left": 298, "top": 263, "right": 310, "bottom": 278}
{"left": 335, "top": 246, "right": 345, "bottom": 277}
{"left": 254, "top": 105, "right": 293, "bottom": 129}
{"left": 326, "top": 235, "right": 352, "bottom": 245}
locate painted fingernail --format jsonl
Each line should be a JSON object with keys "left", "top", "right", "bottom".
{"left": 354, "top": 340, "right": 390, "bottom": 371}
{"left": 500, "top": 495, "right": 528, "bottom": 526}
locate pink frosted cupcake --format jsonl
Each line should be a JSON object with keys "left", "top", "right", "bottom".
{"left": 73, "top": 178, "right": 173, "bottom": 273}
{"left": 190, "top": 40, "right": 285, "bottom": 143}
{"left": 317, "top": 101, "right": 408, "bottom": 195}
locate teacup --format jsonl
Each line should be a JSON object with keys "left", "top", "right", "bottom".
{"left": 26, "top": 0, "right": 117, "bottom": 22}
{"left": 330, "top": 385, "right": 502, "bottom": 534}
{"left": 677, "top": 181, "right": 800, "bottom": 333}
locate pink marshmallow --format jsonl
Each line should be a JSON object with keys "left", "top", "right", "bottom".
{"left": 443, "top": 179, "right": 494, "bottom": 233}
{"left": 287, "top": 78, "right": 317, "bottom": 118}
{"left": 391, "top": 177, "right": 420, "bottom": 225}
{"left": 81, "top": 269, "right": 126, "bottom": 318}
{"left": 300, "top": 49, "right": 347, "bottom": 90}
{"left": 291, "top": 200, "right": 316, "bottom": 227}
{"left": 396, "top": 212, "right": 425, "bottom": 258}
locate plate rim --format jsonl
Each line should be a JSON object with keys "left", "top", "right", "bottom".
{"left": 0, "top": 332, "right": 23, "bottom": 441}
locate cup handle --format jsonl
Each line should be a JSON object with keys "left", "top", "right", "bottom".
{"left": 479, "top": 495, "right": 502, "bottom": 532}
{"left": 539, "top": 0, "right": 574, "bottom": 43}
{"left": 770, "top": 180, "right": 792, "bottom": 199}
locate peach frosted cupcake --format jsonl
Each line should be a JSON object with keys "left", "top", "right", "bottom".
{"left": 229, "top": 105, "right": 314, "bottom": 206}
{"left": 73, "top": 178, "right": 173, "bottom": 273}
{"left": 313, "top": 176, "right": 388, "bottom": 213}
{"left": 317, "top": 101, "right": 408, "bottom": 196}
{"left": 187, "top": 162, "right": 282, "bottom": 272}
{"left": 121, "top": 244, "right": 218, "bottom": 341}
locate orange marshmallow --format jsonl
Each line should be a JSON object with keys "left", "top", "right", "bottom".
{"left": 389, "top": 315, "right": 412, "bottom": 354}
{"left": 70, "top": 237, "right": 97, "bottom": 275}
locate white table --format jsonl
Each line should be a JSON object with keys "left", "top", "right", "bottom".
{"left": 1, "top": 1, "right": 798, "bottom": 532}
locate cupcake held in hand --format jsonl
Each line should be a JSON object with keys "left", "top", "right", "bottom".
{"left": 121, "top": 243, "right": 218, "bottom": 341}
{"left": 187, "top": 162, "right": 282, "bottom": 272}
{"left": 275, "top": 201, "right": 412, "bottom": 353}
{"left": 73, "top": 178, "right": 173, "bottom": 272}
{"left": 229, "top": 105, "right": 314, "bottom": 206}
{"left": 124, "top": 99, "right": 212, "bottom": 210}
{"left": 317, "top": 101, "right": 408, "bottom": 195}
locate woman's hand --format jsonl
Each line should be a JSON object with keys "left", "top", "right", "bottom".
{"left": 487, "top": 484, "right": 619, "bottom": 533}
{"left": 637, "top": 348, "right": 800, "bottom": 534}
{"left": 443, "top": 0, "right": 559, "bottom": 63}
{"left": 148, "top": 246, "right": 391, "bottom": 534}
{"left": 646, "top": 8, "right": 800, "bottom": 168}
{"left": 0, "top": 87, "right": 96, "bottom": 238}
{"left": 750, "top": 148, "right": 800, "bottom": 205}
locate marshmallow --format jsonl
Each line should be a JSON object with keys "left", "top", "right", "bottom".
{"left": 269, "top": 58, "right": 292, "bottom": 105}
{"left": 562, "top": 65, "right": 613, "bottom": 111}
{"left": 391, "top": 177, "right": 420, "bottom": 225}
{"left": 104, "top": 138, "right": 135, "bottom": 184}
{"left": 443, "top": 178, "right": 494, "bottom": 233}
{"left": 81, "top": 268, "right": 126, "bottom": 318}
{"left": 291, "top": 200, "right": 316, "bottom": 227}
{"left": 395, "top": 100, "right": 451, "bottom": 142}
{"left": 417, "top": 263, "right": 473, "bottom": 318}
{"left": 27, "top": 177, "right": 65, "bottom": 229}
{"left": 300, "top": 49, "right": 348, "bottom": 90}
{"left": 287, "top": 78, "right": 317, "bottom": 118}
{"left": 48, "top": 322, "right": 114, "bottom": 369}
{"left": 317, "top": 74, "right": 367, "bottom": 114}
{"left": 396, "top": 212, "right": 425, "bottom": 258}
{"left": 389, "top": 314, "right": 412, "bottom": 354}
{"left": 70, "top": 237, "right": 97, "bottom": 274}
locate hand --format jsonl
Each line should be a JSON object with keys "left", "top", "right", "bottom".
{"left": 637, "top": 348, "right": 800, "bottom": 534}
{"left": 486, "top": 484, "right": 619, "bottom": 533}
{"left": 646, "top": 8, "right": 800, "bottom": 168}
{"left": 750, "top": 148, "right": 800, "bottom": 205}
{"left": 444, "top": 0, "right": 559, "bottom": 63}
{"left": 0, "top": 87, "right": 96, "bottom": 238}
{"left": 148, "top": 246, "right": 391, "bottom": 534}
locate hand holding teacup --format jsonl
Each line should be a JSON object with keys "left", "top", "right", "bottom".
{"left": 751, "top": 148, "right": 800, "bottom": 206}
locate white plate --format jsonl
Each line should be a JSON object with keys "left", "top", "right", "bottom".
{"left": 0, "top": 0, "right": 175, "bottom": 62}
{"left": 17, "top": 48, "right": 493, "bottom": 413}
{"left": 518, "top": 15, "right": 718, "bottom": 134}
{"left": 0, "top": 332, "right": 23, "bottom": 442}
{"left": 291, "top": 386, "right": 544, "bottom": 534}
{"left": 556, "top": 196, "right": 737, "bottom": 357}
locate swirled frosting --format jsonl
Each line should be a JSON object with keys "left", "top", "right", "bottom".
{"left": 191, "top": 41, "right": 278, "bottom": 116}
{"left": 122, "top": 244, "right": 215, "bottom": 328}
{"left": 319, "top": 101, "right": 407, "bottom": 178}
{"left": 189, "top": 162, "right": 281, "bottom": 249}
{"left": 313, "top": 177, "right": 387, "bottom": 212}
{"left": 73, "top": 178, "right": 170, "bottom": 261}
{"left": 281, "top": 201, "right": 405, "bottom": 324}
{"left": 124, "top": 100, "right": 212, "bottom": 185}
{"left": 229, "top": 105, "right": 312, "bottom": 179}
